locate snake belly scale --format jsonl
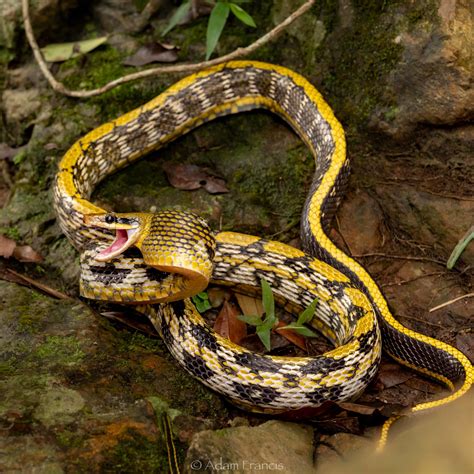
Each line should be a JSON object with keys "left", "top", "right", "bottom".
{"left": 54, "top": 61, "right": 472, "bottom": 444}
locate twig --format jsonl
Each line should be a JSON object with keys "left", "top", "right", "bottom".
{"left": 429, "top": 293, "right": 474, "bottom": 312}
{"left": 22, "top": 0, "right": 316, "bottom": 98}
{"left": 2, "top": 268, "right": 71, "bottom": 300}
{"left": 380, "top": 271, "right": 446, "bottom": 288}
{"left": 399, "top": 314, "right": 445, "bottom": 329}
{"left": 352, "top": 252, "right": 446, "bottom": 266}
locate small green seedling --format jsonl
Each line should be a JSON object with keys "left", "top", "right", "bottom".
{"left": 162, "top": 1, "right": 256, "bottom": 60}
{"left": 192, "top": 291, "right": 212, "bottom": 312}
{"left": 279, "top": 298, "right": 318, "bottom": 338}
{"left": 238, "top": 278, "right": 277, "bottom": 351}
{"left": 238, "top": 278, "right": 319, "bottom": 351}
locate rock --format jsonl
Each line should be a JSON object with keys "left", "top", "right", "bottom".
{"left": 0, "top": 0, "right": 80, "bottom": 61}
{"left": 2, "top": 88, "right": 42, "bottom": 123}
{"left": 184, "top": 420, "right": 315, "bottom": 474}
{"left": 372, "top": 0, "right": 473, "bottom": 138}
{"left": 336, "top": 190, "right": 385, "bottom": 255}
{"left": 316, "top": 432, "right": 373, "bottom": 472}
{"left": 272, "top": 0, "right": 326, "bottom": 64}
{"left": 92, "top": 0, "right": 148, "bottom": 34}
{"left": 0, "top": 280, "right": 226, "bottom": 471}
{"left": 374, "top": 183, "right": 474, "bottom": 264}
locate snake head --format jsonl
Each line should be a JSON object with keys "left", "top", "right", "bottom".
{"left": 84, "top": 212, "right": 149, "bottom": 262}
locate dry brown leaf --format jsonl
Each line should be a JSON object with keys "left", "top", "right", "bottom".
{"left": 123, "top": 42, "right": 179, "bottom": 67}
{"left": 0, "top": 234, "right": 43, "bottom": 262}
{"left": 0, "top": 234, "right": 16, "bottom": 258}
{"left": 275, "top": 321, "right": 307, "bottom": 351}
{"left": 235, "top": 293, "right": 264, "bottom": 317}
{"left": 336, "top": 401, "right": 378, "bottom": 416}
{"left": 315, "top": 414, "right": 361, "bottom": 435}
{"left": 13, "top": 245, "right": 43, "bottom": 263}
{"left": 163, "top": 162, "right": 229, "bottom": 194}
{"left": 213, "top": 301, "right": 247, "bottom": 344}
{"left": 377, "top": 364, "right": 413, "bottom": 388}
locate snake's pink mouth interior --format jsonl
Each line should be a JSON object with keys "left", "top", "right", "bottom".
{"left": 98, "top": 229, "right": 131, "bottom": 258}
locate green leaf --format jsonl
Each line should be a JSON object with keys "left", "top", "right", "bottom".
{"left": 256, "top": 327, "right": 272, "bottom": 351}
{"left": 41, "top": 36, "right": 108, "bottom": 62}
{"left": 229, "top": 3, "right": 256, "bottom": 27}
{"left": 162, "top": 1, "right": 191, "bottom": 37}
{"left": 196, "top": 291, "right": 209, "bottom": 300}
{"left": 280, "top": 325, "right": 318, "bottom": 338}
{"left": 237, "top": 314, "right": 264, "bottom": 326}
{"left": 447, "top": 226, "right": 474, "bottom": 269}
{"left": 192, "top": 293, "right": 212, "bottom": 313}
{"left": 290, "top": 326, "right": 318, "bottom": 338}
{"left": 296, "top": 298, "right": 318, "bottom": 326}
{"left": 206, "top": 1, "right": 230, "bottom": 60}
{"left": 261, "top": 278, "right": 275, "bottom": 320}
{"left": 12, "top": 149, "right": 27, "bottom": 165}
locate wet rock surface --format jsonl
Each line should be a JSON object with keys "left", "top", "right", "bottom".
{"left": 184, "top": 420, "right": 315, "bottom": 474}
{"left": 0, "top": 0, "right": 472, "bottom": 471}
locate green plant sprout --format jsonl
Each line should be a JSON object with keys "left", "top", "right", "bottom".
{"left": 162, "top": 1, "right": 256, "bottom": 60}
{"left": 191, "top": 291, "right": 212, "bottom": 312}
{"left": 238, "top": 278, "right": 318, "bottom": 351}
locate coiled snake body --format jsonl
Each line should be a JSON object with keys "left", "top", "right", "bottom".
{"left": 54, "top": 62, "right": 472, "bottom": 446}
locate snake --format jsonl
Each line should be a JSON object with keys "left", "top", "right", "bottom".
{"left": 54, "top": 61, "right": 472, "bottom": 449}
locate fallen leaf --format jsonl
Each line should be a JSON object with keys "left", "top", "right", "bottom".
{"left": 0, "top": 234, "right": 16, "bottom": 258}
{"left": 163, "top": 162, "right": 229, "bottom": 194}
{"left": 1, "top": 234, "right": 43, "bottom": 262}
{"left": 314, "top": 414, "right": 361, "bottom": 435}
{"left": 235, "top": 293, "right": 264, "bottom": 317}
{"left": 213, "top": 301, "right": 247, "bottom": 344}
{"left": 275, "top": 320, "right": 307, "bottom": 351}
{"left": 403, "top": 377, "right": 438, "bottom": 394}
{"left": 13, "top": 245, "right": 43, "bottom": 263}
{"left": 41, "top": 36, "right": 108, "bottom": 62}
{"left": 376, "top": 364, "right": 413, "bottom": 388}
{"left": 123, "top": 42, "right": 179, "bottom": 66}
{"left": 336, "top": 402, "right": 378, "bottom": 416}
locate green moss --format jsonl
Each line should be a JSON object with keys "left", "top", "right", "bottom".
{"left": 35, "top": 336, "right": 85, "bottom": 365}
{"left": 0, "top": 226, "right": 20, "bottom": 240}
{"left": 101, "top": 431, "right": 172, "bottom": 473}
{"left": 56, "top": 429, "right": 85, "bottom": 449}
{"left": 117, "top": 331, "right": 166, "bottom": 354}
{"left": 17, "top": 312, "right": 43, "bottom": 334}
{"left": 314, "top": 1, "right": 403, "bottom": 133}
{"left": 59, "top": 46, "right": 168, "bottom": 122}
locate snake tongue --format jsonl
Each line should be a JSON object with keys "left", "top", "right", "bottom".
{"left": 97, "top": 229, "right": 130, "bottom": 259}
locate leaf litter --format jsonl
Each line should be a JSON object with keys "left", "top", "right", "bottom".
{"left": 123, "top": 42, "right": 180, "bottom": 67}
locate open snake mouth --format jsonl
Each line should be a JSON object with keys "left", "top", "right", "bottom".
{"left": 96, "top": 227, "right": 139, "bottom": 261}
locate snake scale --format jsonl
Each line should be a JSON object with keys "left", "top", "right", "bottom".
{"left": 54, "top": 61, "right": 472, "bottom": 447}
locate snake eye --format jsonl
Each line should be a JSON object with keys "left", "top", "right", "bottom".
{"left": 105, "top": 214, "right": 115, "bottom": 224}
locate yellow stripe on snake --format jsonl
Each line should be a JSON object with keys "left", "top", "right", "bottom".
{"left": 54, "top": 61, "right": 472, "bottom": 449}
